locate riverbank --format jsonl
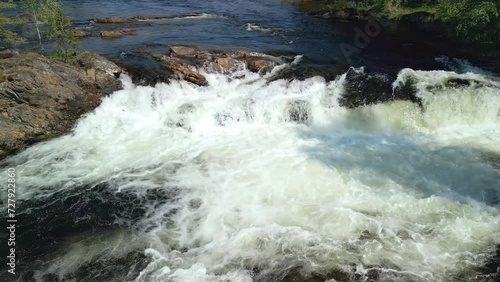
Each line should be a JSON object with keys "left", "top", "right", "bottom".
{"left": 0, "top": 51, "right": 122, "bottom": 158}
{"left": 294, "top": 0, "right": 500, "bottom": 63}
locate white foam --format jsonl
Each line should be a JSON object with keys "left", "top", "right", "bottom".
{"left": 245, "top": 23, "right": 275, "bottom": 33}
{"left": 3, "top": 64, "right": 500, "bottom": 281}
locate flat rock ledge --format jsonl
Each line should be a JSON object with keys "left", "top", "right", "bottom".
{"left": 73, "top": 28, "right": 139, "bottom": 39}
{"left": 0, "top": 51, "right": 123, "bottom": 159}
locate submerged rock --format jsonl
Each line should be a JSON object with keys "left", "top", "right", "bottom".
{"left": 95, "top": 15, "right": 173, "bottom": 24}
{"left": 95, "top": 17, "right": 133, "bottom": 24}
{"left": 170, "top": 46, "right": 199, "bottom": 57}
{"left": 100, "top": 28, "right": 138, "bottom": 39}
{"left": 72, "top": 30, "right": 92, "bottom": 38}
{"left": 0, "top": 52, "right": 122, "bottom": 158}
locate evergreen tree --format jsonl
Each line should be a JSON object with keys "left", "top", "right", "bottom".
{"left": 0, "top": 0, "right": 25, "bottom": 46}
{"left": 39, "top": 0, "right": 79, "bottom": 62}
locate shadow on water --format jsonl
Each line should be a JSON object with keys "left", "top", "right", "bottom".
{"left": 298, "top": 128, "right": 500, "bottom": 208}
{"left": 0, "top": 182, "right": 179, "bottom": 281}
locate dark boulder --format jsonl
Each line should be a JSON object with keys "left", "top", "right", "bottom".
{"left": 340, "top": 67, "right": 394, "bottom": 108}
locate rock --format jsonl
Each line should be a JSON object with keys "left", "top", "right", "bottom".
{"left": 234, "top": 50, "right": 252, "bottom": 58}
{"left": 0, "top": 50, "right": 19, "bottom": 59}
{"left": 125, "top": 47, "right": 279, "bottom": 86}
{"left": 100, "top": 31, "right": 123, "bottom": 39}
{"left": 152, "top": 53, "right": 169, "bottom": 63}
{"left": 94, "top": 17, "right": 132, "bottom": 24}
{"left": 340, "top": 67, "right": 395, "bottom": 108}
{"left": 76, "top": 52, "right": 123, "bottom": 93}
{"left": 164, "top": 61, "right": 207, "bottom": 86}
{"left": 393, "top": 75, "right": 422, "bottom": 106}
{"left": 72, "top": 30, "right": 92, "bottom": 38}
{"left": 211, "top": 57, "right": 245, "bottom": 74}
{"left": 95, "top": 15, "right": 175, "bottom": 24}
{"left": 170, "top": 46, "right": 199, "bottom": 57}
{"left": 247, "top": 58, "right": 274, "bottom": 74}
{"left": 122, "top": 60, "right": 174, "bottom": 86}
{"left": 77, "top": 52, "right": 123, "bottom": 77}
{"left": 119, "top": 29, "right": 138, "bottom": 36}
{"left": 100, "top": 29, "right": 138, "bottom": 39}
{"left": 270, "top": 63, "right": 347, "bottom": 82}
{"left": 201, "top": 61, "right": 223, "bottom": 74}
{"left": 0, "top": 52, "right": 122, "bottom": 158}
{"left": 131, "top": 15, "right": 171, "bottom": 21}
{"left": 215, "top": 57, "right": 236, "bottom": 70}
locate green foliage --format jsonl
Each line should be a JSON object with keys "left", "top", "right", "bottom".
{"left": 298, "top": 0, "right": 500, "bottom": 44}
{"left": 437, "top": 0, "right": 499, "bottom": 43}
{"left": 0, "top": 0, "right": 26, "bottom": 45}
{"left": 39, "top": 0, "right": 79, "bottom": 63}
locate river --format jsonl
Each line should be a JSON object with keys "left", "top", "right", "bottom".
{"left": 0, "top": 0, "right": 499, "bottom": 281}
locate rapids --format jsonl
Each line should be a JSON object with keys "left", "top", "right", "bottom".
{"left": 0, "top": 60, "right": 499, "bottom": 281}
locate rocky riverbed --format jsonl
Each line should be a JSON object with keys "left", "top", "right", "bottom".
{"left": 0, "top": 46, "right": 285, "bottom": 159}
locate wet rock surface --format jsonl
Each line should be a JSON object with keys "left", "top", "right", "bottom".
{"left": 127, "top": 46, "right": 279, "bottom": 86}
{"left": 100, "top": 28, "right": 138, "bottom": 39}
{"left": 0, "top": 51, "right": 123, "bottom": 159}
{"left": 340, "top": 67, "right": 395, "bottom": 108}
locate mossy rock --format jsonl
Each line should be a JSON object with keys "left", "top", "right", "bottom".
{"left": 0, "top": 71, "right": 4, "bottom": 83}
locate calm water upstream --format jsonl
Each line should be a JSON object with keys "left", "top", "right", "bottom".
{"left": 56, "top": 0, "right": 483, "bottom": 70}
{"left": 1, "top": 1, "right": 499, "bottom": 281}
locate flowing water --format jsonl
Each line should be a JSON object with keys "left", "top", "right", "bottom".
{"left": 1, "top": 63, "right": 500, "bottom": 281}
{"left": 2, "top": 0, "right": 500, "bottom": 282}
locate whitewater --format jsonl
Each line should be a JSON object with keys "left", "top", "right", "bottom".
{"left": 1, "top": 61, "right": 499, "bottom": 282}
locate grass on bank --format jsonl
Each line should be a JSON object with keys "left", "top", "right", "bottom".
{"left": 296, "top": 0, "right": 500, "bottom": 44}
